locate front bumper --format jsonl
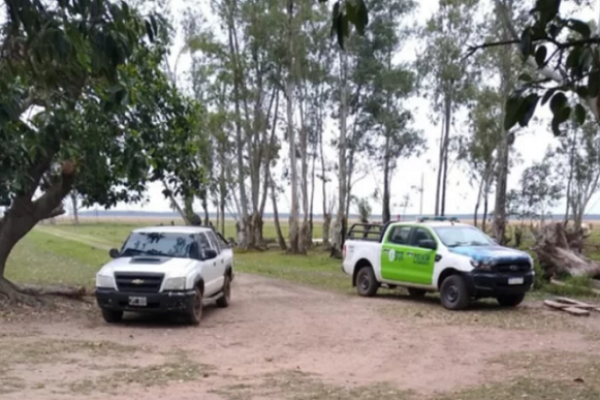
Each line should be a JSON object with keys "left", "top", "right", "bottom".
{"left": 465, "top": 271, "right": 534, "bottom": 298}
{"left": 95, "top": 288, "right": 195, "bottom": 313}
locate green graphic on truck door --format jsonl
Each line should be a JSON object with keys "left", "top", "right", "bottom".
{"left": 381, "top": 226, "right": 437, "bottom": 285}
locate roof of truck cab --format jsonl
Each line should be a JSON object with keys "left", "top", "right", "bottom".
{"left": 132, "top": 226, "right": 213, "bottom": 234}
{"left": 392, "top": 221, "right": 472, "bottom": 228}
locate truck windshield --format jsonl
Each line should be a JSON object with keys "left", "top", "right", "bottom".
{"left": 120, "top": 232, "right": 195, "bottom": 258}
{"left": 433, "top": 226, "right": 495, "bottom": 248}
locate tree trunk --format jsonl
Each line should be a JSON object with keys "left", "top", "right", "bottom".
{"left": 331, "top": 45, "right": 348, "bottom": 258}
{"left": 473, "top": 175, "right": 485, "bottom": 227}
{"left": 434, "top": 111, "right": 445, "bottom": 216}
{"left": 70, "top": 193, "right": 79, "bottom": 226}
{"left": 492, "top": 0, "right": 514, "bottom": 245}
{"left": 271, "top": 178, "right": 287, "bottom": 251}
{"left": 227, "top": 0, "right": 250, "bottom": 249}
{"left": 286, "top": 0, "right": 301, "bottom": 254}
{"left": 441, "top": 96, "right": 451, "bottom": 216}
{"left": 201, "top": 192, "right": 210, "bottom": 226}
{"left": 483, "top": 176, "right": 490, "bottom": 233}
{"left": 308, "top": 147, "right": 317, "bottom": 246}
{"left": 382, "top": 144, "right": 391, "bottom": 223}
{"left": 319, "top": 123, "right": 331, "bottom": 250}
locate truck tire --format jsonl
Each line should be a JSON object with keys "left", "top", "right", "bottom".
{"left": 440, "top": 275, "right": 470, "bottom": 310}
{"left": 407, "top": 288, "right": 427, "bottom": 298}
{"left": 185, "top": 286, "right": 203, "bottom": 326}
{"left": 496, "top": 293, "right": 525, "bottom": 307}
{"left": 356, "top": 266, "right": 379, "bottom": 297}
{"left": 101, "top": 309, "right": 123, "bottom": 323}
{"left": 216, "top": 275, "right": 231, "bottom": 308}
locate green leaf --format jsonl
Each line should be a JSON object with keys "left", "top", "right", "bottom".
{"left": 535, "top": 0, "right": 561, "bottom": 23}
{"left": 520, "top": 28, "right": 533, "bottom": 58}
{"left": 330, "top": 1, "right": 340, "bottom": 38}
{"left": 551, "top": 117, "right": 561, "bottom": 136}
{"left": 145, "top": 20, "right": 154, "bottom": 42}
{"left": 576, "top": 86, "right": 589, "bottom": 98}
{"left": 549, "top": 92, "right": 567, "bottom": 115}
{"left": 588, "top": 70, "right": 599, "bottom": 98}
{"left": 504, "top": 94, "right": 523, "bottom": 131}
{"left": 518, "top": 93, "right": 540, "bottom": 127}
{"left": 567, "top": 18, "right": 591, "bottom": 38}
{"left": 542, "top": 88, "right": 557, "bottom": 105}
{"left": 355, "top": 0, "right": 368, "bottom": 35}
{"left": 574, "top": 103, "right": 586, "bottom": 125}
{"left": 518, "top": 73, "right": 533, "bottom": 82}
{"left": 535, "top": 45, "right": 547, "bottom": 67}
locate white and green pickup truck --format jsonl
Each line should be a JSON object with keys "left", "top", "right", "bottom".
{"left": 342, "top": 218, "right": 535, "bottom": 310}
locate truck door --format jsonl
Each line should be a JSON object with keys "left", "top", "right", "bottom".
{"left": 380, "top": 225, "right": 413, "bottom": 282}
{"left": 404, "top": 227, "right": 437, "bottom": 285}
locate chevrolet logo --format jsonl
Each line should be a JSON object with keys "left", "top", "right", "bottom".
{"left": 509, "top": 265, "right": 518, "bottom": 271}
{"left": 132, "top": 279, "right": 145, "bottom": 285}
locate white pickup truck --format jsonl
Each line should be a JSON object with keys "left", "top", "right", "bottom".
{"left": 342, "top": 218, "right": 534, "bottom": 310}
{"left": 95, "top": 226, "right": 234, "bottom": 325}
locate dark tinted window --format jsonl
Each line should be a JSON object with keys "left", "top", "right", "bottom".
{"left": 387, "top": 226, "right": 412, "bottom": 245}
{"left": 197, "top": 233, "right": 212, "bottom": 251}
{"left": 206, "top": 231, "right": 221, "bottom": 253}
{"left": 121, "top": 232, "right": 194, "bottom": 258}
{"left": 409, "top": 228, "right": 434, "bottom": 247}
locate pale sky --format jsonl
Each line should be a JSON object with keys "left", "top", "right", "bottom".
{"left": 120, "top": 0, "right": 600, "bottom": 218}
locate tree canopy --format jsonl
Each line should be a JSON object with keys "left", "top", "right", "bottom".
{"left": 0, "top": 0, "right": 204, "bottom": 289}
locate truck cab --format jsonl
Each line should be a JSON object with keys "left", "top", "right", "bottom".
{"left": 342, "top": 218, "right": 534, "bottom": 310}
{"left": 95, "top": 226, "right": 234, "bottom": 325}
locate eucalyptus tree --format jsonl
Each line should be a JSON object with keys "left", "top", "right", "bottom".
{"left": 417, "top": 0, "right": 480, "bottom": 217}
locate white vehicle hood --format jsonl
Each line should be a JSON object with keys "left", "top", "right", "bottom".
{"left": 99, "top": 256, "right": 195, "bottom": 278}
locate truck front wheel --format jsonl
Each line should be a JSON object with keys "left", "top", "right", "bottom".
{"left": 185, "top": 286, "right": 203, "bottom": 325}
{"left": 356, "top": 266, "right": 379, "bottom": 297}
{"left": 496, "top": 293, "right": 525, "bottom": 307}
{"left": 440, "top": 275, "right": 470, "bottom": 310}
{"left": 101, "top": 309, "right": 123, "bottom": 323}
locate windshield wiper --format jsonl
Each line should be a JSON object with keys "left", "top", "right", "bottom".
{"left": 469, "top": 241, "right": 489, "bottom": 246}
{"left": 447, "top": 242, "right": 469, "bottom": 248}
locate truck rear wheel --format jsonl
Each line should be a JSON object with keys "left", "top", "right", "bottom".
{"left": 496, "top": 293, "right": 525, "bottom": 307}
{"left": 216, "top": 275, "right": 231, "bottom": 308}
{"left": 356, "top": 266, "right": 379, "bottom": 297}
{"left": 440, "top": 275, "right": 470, "bottom": 310}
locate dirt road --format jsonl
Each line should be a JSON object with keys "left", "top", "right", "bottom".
{"left": 1, "top": 274, "right": 599, "bottom": 400}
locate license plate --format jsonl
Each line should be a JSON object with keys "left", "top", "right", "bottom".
{"left": 508, "top": 277, "right": 524, "bottom": 285}
{"left": 128, "top": 296, "right": 147, "bottom": 306}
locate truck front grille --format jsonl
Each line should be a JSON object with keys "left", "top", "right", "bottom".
{"left": 493, "top": 261, "right": 531, "bottom": 273}
{"left": 115, "top": 272, "right": 164, "bottom": 293}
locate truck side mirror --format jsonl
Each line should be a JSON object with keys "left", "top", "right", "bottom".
{"left": 419, "top": 239, "right": 437, "bottom": 250}
{"left": 203, "top": 249, "right": 218, "bottom": 260}
{"left": 109, "top": 248, "right": 120, "bottom": 259}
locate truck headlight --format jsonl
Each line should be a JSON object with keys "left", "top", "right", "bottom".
{"left": 96, "top": 274, "right": 115, "bottom": 288}
{"left": 470, "top": 259, "right": 492, "bottom": 271}
{"left": 163, "top": 277, "right": 186, "bottom": 291}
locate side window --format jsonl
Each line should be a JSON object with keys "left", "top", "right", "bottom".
{"left": 206, "top": 232, "right": 221, "bottom": 253}
{"left": 387, "top": 226, "right": 412, "bottom": 245}
{"left": 197, "top": 233, "right": 212, "bottom": 252}
{"left": 409, "top": 228, "right": 435, "bottom": 248}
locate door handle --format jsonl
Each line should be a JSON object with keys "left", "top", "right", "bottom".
{"left": 382, "top": 249, "right": 390, "bottom": 253}
{"left": 407, "top": 252, "right": 413, "bottom": 257}
{"left": 213, "top": 262, "right": 216, "bottom": 267}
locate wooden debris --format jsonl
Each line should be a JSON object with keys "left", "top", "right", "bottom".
{"left": 544, "top": 296, "right": 598, "bottom": 317}
{"left": 563, "top": 307, "right": 590, "bottom": 317}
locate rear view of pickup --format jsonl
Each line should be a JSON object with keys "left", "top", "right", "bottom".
{"left": 342, "top": 219, "right": 534, "bottom": 310}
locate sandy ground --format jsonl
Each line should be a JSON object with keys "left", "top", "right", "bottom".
{"left": 1, "top": 275, "right": 600, "bottom": 400}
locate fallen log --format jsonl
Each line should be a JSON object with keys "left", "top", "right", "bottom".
{"left": 16, "top": 284, "right": 92, "bottom": 299}
{"left": 532, "top": 223, "right": 600, "bottom": 278}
